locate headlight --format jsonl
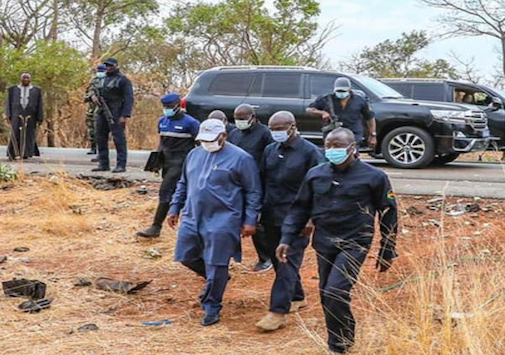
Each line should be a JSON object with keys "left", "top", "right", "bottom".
{"left": 430, "top": 110, "right": 467, "bottom": 121}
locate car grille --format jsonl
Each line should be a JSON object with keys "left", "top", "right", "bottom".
{"left": 465, "top": 111, "right": 487, "bottom": 131}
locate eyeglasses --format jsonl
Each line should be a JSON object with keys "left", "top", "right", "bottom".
{"left": 335, "top": 90, "right": 349, "bottom": 93}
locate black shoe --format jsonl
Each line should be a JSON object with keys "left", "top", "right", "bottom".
{"left": 201, "top": 313, "right": 220, "bottom": 326}
{"left": 253, "top": 259, "right": 273, "bottom": 273}
{"left": 112, "top": 167, "right": 126, "bottom": 173}
{"left": 87, "top": 148, "right": 97, "bottom": 155}
{"left": 90, "top": 158, "right": 99, "bottom": 163}
{"left": 92, "top": 166, "right": 110, "bottom": 172}
{"left": 136, "top": 225, "right": 161, "bottom": 238}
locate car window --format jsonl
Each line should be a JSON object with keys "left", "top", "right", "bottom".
{"left": 208, "top": 73, "right": 254, "bottom": 96}
{"left": 453, "top": 86, "right": 491, "bottom": 106}
{"left": 412, "top": 83, "right": 445, "bottom": 101}
{"left": 310, "top": 74, "right": 337, "bottom": 98}
{"left": 386, "top": 83, "right": 414, "bottom": 98}
{"left": 261, "top": 73, "right": 303, "bottom": 98}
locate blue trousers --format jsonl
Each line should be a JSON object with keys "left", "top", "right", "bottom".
{"left": 95, "top": 113, "right": 127, "bottom": 168}
{"left": 182, "top": 259, "right": 229, "bottom": 316}
{"left": 316, "top": 245, "right": 369, "bottom": 353}
{"left": 265, "top": 225, "right": 309, "bottom": 314}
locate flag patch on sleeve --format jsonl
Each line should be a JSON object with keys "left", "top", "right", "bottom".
{"left": 387, "top": 190, "right": 396, "bottom": 200}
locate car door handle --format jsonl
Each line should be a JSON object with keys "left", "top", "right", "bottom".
{"left": 250, "top": 105, "right": 260, "bottom": 109}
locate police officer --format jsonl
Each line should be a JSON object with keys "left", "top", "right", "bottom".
{"left": 207, "top": 110, "right": 236, "bottom": 135}
{"left": 137, "top": 93, "right": 200, "bottom": 238}
{"left": 307, "top": 77, "right": 377, "bottom": 148}
{"left": 228, "top": 104, "right": 273, "bottom": 272}
{"left": 277, "top": 128, "right": 398, "bottom": 354}
{"left": 92, "top": 58, "right": 134, "bottom": 173}
{"left": 255, "top": 111, "right": 325, "bottom": 331}
{"left": 84, "top": 64, "right": 106, "bottom": 156}
{"left": 167, "top": 119, "right": 262, "bottom": 326}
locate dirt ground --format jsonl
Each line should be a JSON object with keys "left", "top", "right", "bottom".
{"left": 1, "top": 175, "right": 505, "bottom": 355}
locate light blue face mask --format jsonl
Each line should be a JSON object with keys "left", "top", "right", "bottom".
{"left": 163, "top": 108, "right": 176, "bottom": 117}
{"left": 96, "top": 72, "right": 106, "bottom": 79}
{"left": 325, "top": 145, "right": 352, "bottom": 165}
{"left": 271, "top": 130, "right": 289, "bottom": 143}
{"left": 335, "top": 91, "right": 350, "bottom": 99}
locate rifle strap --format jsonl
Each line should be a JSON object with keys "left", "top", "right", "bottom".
{"left": 326, "top": 94, "right": 338, "bottom": 123}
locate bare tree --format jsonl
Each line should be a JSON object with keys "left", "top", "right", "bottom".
{"left": 420, "top": 0, "right": 505, "bottom": 77}
{"left": 448, "top": 51, "right": 482, "bottom": 83}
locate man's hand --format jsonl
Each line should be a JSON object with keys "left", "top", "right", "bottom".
{"left": 321, "top": 111, "right": 331, "bottom": 122}
{"left": 241, "top": 225, "right": 256, "bottom": 238}
{"left": 119, "top": 116, "right": 127, "bottom": 125}
{"left": 91, "top": 95, "right": 101, "bottom": 105}
{"left": 368, "top": 135, "right": 377, "bottom": 148}
{"left": 167, "top": 214, "right": 179, "bottom": 229}
{"left": 276, "top": 244, "right": 290, "bottom": 263}
{"left": 300, "top": 220, "right": 314, "bottom": 237}
{"left": 375, "top": 257, "right": 393, "bottom": 272}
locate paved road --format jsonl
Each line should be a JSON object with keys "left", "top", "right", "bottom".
{"left": 2, "top": 146, "right": 505, "bottom": 198}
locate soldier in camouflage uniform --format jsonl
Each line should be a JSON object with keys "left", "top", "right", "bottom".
{"left": 84, "top": 64, "right": 106, "bottom": 155}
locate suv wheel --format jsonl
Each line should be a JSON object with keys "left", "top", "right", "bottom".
{"left": 432, "top": 153, "right": 460, "bottom": 165}
{"left": 382, "top": 126, "right": 435, "bottom": 169}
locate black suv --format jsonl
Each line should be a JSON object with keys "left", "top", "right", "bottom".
{"left": 184, "top": 66, "right": 493, "bottom": 168}
{"left": 381, "top": 78, "right": 505, "bottom": 148}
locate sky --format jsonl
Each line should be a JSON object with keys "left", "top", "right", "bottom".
{"left": 316, "top": 0, "right": 498, "bottom": 81}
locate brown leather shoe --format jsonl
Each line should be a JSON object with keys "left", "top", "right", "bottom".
{"left": 255, "top": 312, "right": 287, "bottom": 331}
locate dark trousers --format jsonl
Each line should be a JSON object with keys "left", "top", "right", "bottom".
{"left": 265, "top": 225, "right": 309, "bottom": 314}
{"left": 159, "top": 157, "right": 185, "bottom": 203}
{"left": 96, "top": 113, "right": 127, "bottom": 168}
{"left": 182, "top": 259, "right": 229, "bottom": 316}
{"left": 7, "top": 115, "right": 39, "bottom": 159}
{"left": 317, "top": 246, "right": 369, "bottom": 353}
{"left": 252, "top": 225, "right": 271, "bottom": 263}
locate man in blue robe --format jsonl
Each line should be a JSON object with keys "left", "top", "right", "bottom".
{"left": 167, "top": 119, "right": 262, "bottom": 326}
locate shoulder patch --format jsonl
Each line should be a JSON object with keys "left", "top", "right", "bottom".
{"left": 387, "top": 189, "right": 396, "bottom": 200}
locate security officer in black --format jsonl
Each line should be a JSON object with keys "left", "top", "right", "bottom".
{"left": 307, "top": 77, "right": 377, "bottom": 148}
{"left": 277, "top": 128, "right": 398, "bottom": 354}
{"left": 137, "top": 93, "right": 200, "bottom": 238}
{"left": 228, "top": 103, "right": 273, "bottom": 272}
{"left": 92, "top": 58, "right": 134, "bottom": 173}
{"left": 255, "top": 111, "right": 325, "bottom": 331}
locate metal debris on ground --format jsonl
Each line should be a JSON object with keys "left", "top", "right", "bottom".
{"left": 77, "top": 324, "right": 99, "bottom": 332}
{"left": 77, "top": 175, "right": 135, "bottom": 191}
{"left": 13, "top": 247, "right": 30, "bottom": 252}
{"left": 465, "top": 203, "right": 481, "bottom": 213}
{"left": 142, "top": 319, "right": 173, "bottom": 327}
{"left": 18, "top": 298, "right": 52, "bottom": 313}
{"left": 446, "top": 204, "right": 466, "bottom": 217}
{"left": 2, "top": 279, "right": 46, "bottom": 299}
{"left": 137, "top": 185, "right": 148, "bottom": 195}
{"left": 95, "top": 277, "right": 152, "bottom": 294}
{"left": 144, "top": 249, "right": 162, "bottom": 259}
{"left": 406, "top": 206, "right": 424, "bottom": 216}
{"left": 74, "top": 278, "right": 92, "bottom": 287}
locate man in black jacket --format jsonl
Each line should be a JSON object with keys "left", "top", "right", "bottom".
{"left": 92, "top": 58, "right": 134, "bottom": 173}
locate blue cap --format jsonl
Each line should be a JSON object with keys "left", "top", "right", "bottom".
{"left": 104, "top": 58, "right": 118, "bottom": 66}
{"left": 196, "top": 119, "right": 225, "bottom": 141}
{"left": 160, "top": 93, "right": 180, "bottom": 105}
{"left": 96, "top": 64, "right": 106, "bottom": 71}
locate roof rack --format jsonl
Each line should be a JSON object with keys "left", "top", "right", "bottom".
{"left": 209, "top": 65, "right": 319, "bottom": 71}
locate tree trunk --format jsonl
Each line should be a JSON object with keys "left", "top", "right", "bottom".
{"left": 91, "top": 1, "right": 105, "bottom": 60}
{"left": 48, "top": 0, "right": 58, "bottom": 41}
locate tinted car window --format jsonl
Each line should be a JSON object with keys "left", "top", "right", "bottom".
{"left": 310, "top": 74, "right": 337, "bottom": 98}
{"left": 209, "top": 73, "right": 254, "bottom": 96}
{"left": 386, "top": 83, "right": 413, "bottom": 98}
{"left": 412, "top": 83, "right": 445, "bottom": 101}
{"left": 261, "top": 73, "right": 302, "bottom": 98}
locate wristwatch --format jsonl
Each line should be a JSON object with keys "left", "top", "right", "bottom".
{"left": 371, "top": 132, "right": 377, "bottom": 137}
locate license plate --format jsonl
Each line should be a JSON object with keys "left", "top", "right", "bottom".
{"left": 482, "top": 129, "right": 490, "bottom": 138}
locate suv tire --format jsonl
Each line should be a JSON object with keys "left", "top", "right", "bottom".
{"left": 432, "top": 153, "right": 460, "bottom": 165}
{"left": 382, "top": 126, "right": 435, "bottom": 169}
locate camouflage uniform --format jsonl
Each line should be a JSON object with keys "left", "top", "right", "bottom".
{"left": 84, "top": 76, "right": 103, "bottom": 149}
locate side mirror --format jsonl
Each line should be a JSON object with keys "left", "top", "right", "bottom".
{"left": 489, "top": 96, "right": 503, "bottom": 111}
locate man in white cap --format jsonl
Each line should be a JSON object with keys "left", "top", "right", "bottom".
{"left": 167, "top": 119, "right": 262, "bottom": 326}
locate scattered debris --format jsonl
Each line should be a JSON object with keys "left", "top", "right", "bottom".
{"left": 95, "top": 277, "right": 152, "bottom": 294}
{"left": 137, "top": 185, "right": 148, "bottom": 195}
{"left": 480, "top": 249, "right": 491, "bottom": 255}
{"left": 77, "top": 324, "right": 99, "bottom": 332}
{"left": 2, "top": 279, "right": 46, "bottom": 299}
{"left": 144, "top": 249, "right": 162, "bottom": 259}
{"left": 427, "top": 197, "right": 444, "bottom": 204}
{"left": 406, "top": 206, "right": 424, "bottom": 216}
{"left": 0, "top": 163, "right": 18, "bottom": 182}
{"left": 69, "top": 205, "right": 83, "bottom": 215}
{"left": 0, "top": 256, "right": 7, "bottom": 264}
{"left": 465, "top": 203, "right": 481, "bottom": 213}
{"left": 427, "top": 219, "right": 441, "bottom": 227}
{"left": 77, "top": 175, "right": 135, "bottom": 191}
{"left": 142, "top": 319, "right": 173, "bottom": 327}
{"left": 18, "top": 298, "right": 52, "bottom": 313}
{"left": 74, "top": 278, "right": 92, "bottom": 287}
{"left": 13, "top": 247, "right": 30, "bottom": 252}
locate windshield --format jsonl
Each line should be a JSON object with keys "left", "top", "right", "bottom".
{"left": 351, "top": 75, "right": 404, "bottom": 99}
{"left": 491, "top": 88, "right": 505, "bottom": 100}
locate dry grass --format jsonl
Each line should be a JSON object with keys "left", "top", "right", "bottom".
{"left": 1, "top": 176, "right": 505, "bottom": 354}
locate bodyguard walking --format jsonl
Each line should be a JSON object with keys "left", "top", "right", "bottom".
{"left": 277, "top": 128, "right": 398, "bottom": 353}
{"left": 92, "top": 58, "right": 134, "bottom": 173}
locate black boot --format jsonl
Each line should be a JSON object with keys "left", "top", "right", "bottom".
{"left": 87, "top": 143, "right": 97, "bottom": 155}
{"left": 136, "top": 202, "right": 170, "bottom": 238}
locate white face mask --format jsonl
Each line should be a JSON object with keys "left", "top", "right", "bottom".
{"left": 201, "top": 140, "right": 222, "bottom": 153}
{"left": 235, "top": 119, "right": 252, "bottom": 130}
